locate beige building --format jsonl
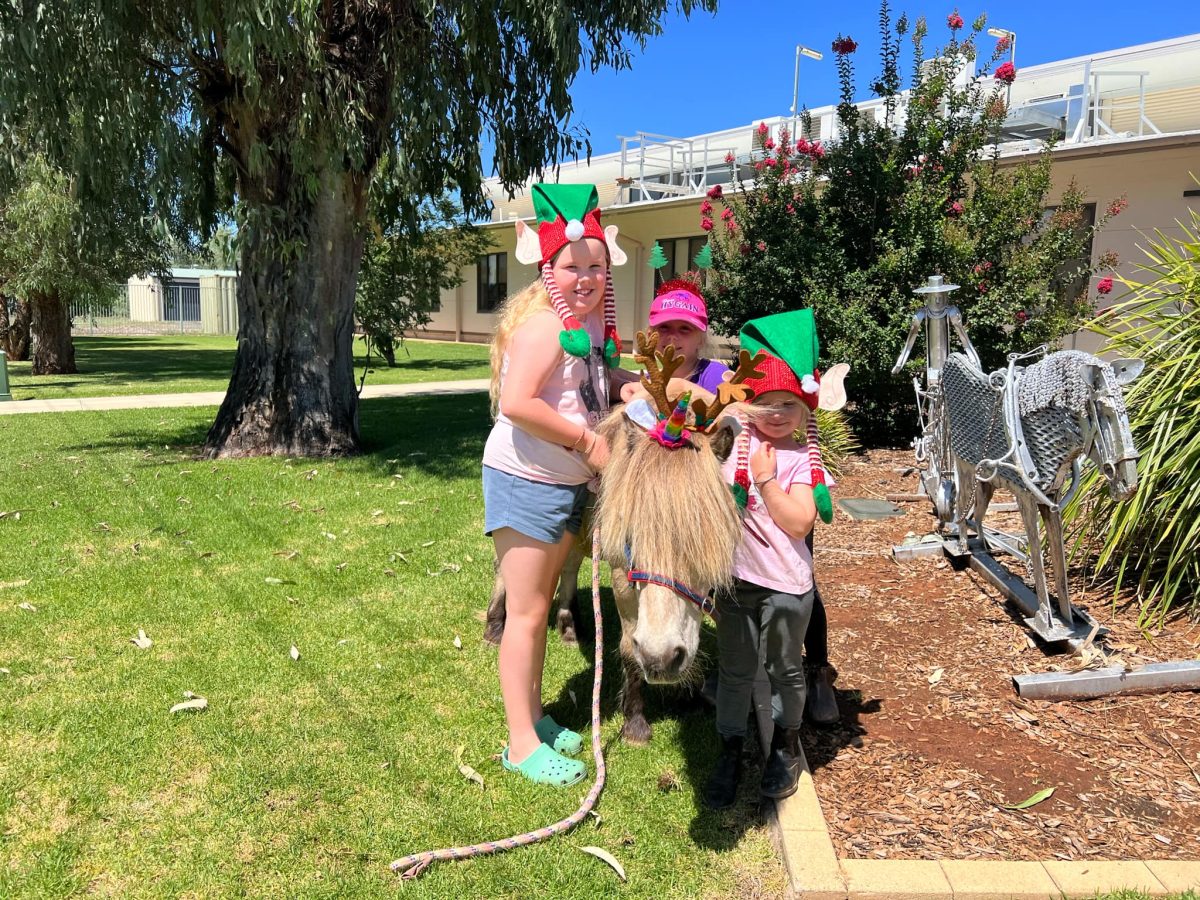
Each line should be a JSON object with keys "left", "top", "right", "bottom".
{"left": 425, "top": 32, "right": 1200, "bottom": 352}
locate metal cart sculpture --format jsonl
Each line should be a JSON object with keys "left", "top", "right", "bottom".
{"left": 894, "top": 276, "right": 1144, "bottom": 646}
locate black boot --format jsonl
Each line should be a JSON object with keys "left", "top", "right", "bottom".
{"left": 805, "top": 664, "right": 840, "bottom": 727}
{"left": 703, "top": 735, "right": 744, "bottom": 809}
{"left": 760, "top": 726, "right": 802, "bottom": 799}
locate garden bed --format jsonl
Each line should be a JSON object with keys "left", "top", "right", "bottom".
{"left": 807, "top": 449, "right": 1200, "bottom": 862}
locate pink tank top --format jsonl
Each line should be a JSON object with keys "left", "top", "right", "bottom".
{"left": 483, "top": 314, "right": 610, "bottom": 485}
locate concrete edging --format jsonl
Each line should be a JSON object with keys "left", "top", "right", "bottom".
{"left": 770, "top": 745, "right": 1199, "bottom": 898}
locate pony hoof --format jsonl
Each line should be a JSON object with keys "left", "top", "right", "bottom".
{"left": 620, "top": 717, "right": 652, "bottom": 746}
{"left": 556, "top": 610, "right": 578, "bottom": 646}
{"left": 483, "top": 622, "right": 505, "bottom": 646}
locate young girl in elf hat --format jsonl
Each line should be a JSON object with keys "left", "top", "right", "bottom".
{"left": 483, "top": 183, "right": 635, "bottom": 787}
{"left": 705, "top": 309, "right": 842, "bottom": 808}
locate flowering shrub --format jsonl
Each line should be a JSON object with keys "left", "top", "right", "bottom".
{"left": 704, "top": 1, "right": 1119, "bottom": 442}
{"left": 994, "top": 60, "right": 1016, "bottom": 84}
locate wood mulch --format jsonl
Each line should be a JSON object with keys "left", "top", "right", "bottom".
{"left": 805, "top": 449, "right": 1200, "bottom": 861}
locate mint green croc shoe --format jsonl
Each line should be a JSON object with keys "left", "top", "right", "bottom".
{"left": 534, "top": 715, "right": 583, "bottom": 757}
{"left": 501, "top": 743, "right": 586, "bottom": 787}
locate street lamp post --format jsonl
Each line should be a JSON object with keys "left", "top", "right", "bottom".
{"left": 790, "top": 44, "right": 824, "bottom": 141}
{"left": 987, "top": 27, "right": 1016, "bottom": 108}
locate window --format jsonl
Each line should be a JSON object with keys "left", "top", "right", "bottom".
{"left": 477, "top": 252, "right": 507, "bottom": 313}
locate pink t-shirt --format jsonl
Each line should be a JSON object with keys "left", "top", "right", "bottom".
{"left": 721, "top": 428, "right": 815, "bottom": 595}
{"left": 482, "top": 314, "right": 610, "bottom": 486}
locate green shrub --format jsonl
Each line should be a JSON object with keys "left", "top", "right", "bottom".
{"left": 1065, "top": 205, "right": 1200, "bottom": 623}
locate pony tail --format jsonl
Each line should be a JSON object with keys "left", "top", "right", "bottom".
{"left": 489, "top": 280, "right": 552, "bottom": 416}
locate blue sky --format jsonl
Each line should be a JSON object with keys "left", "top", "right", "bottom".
{"left": 549, "top": 0, "right": 1196, "bottom": 159}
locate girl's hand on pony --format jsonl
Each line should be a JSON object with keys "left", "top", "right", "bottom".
{"left": 584, "top": 430, "right": 610, "bottom": 470}
{"left": 751, "top": 442, "right": 777, "bottom": 484}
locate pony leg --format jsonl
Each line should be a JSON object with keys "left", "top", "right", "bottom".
{"left": 1016, "top": 492, "right": 1054, "bottom": 632}
{"left": 554, "top": 539, "right": 585, "bottom": 645}
{"left": 1042, "top": 506, "right": 1074, "bottom": 624}
{"left": 954, "top": 457, "right": 974, "bottom": 552}
{"left": 483, "top": 557, "right": 507, "bottom": 646}
{"left": 612, "top": 573, "right": 652, "bottom": 745}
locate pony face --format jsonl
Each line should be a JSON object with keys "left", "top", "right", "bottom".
{"left": 1082, "top": 358, "right": 1143, "bottom": 501}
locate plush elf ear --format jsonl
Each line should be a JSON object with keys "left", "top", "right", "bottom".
{"left": 818, "top": 363, "right": 850, "bottom": 411}
{"left": 514, "top": 218, "right": 542, "bottom": 266}
{"left": 623, "top": 398, "right": 659, "bottom": 431}
{"left": 604, "top": 225, "right": 627, "bottom": 266}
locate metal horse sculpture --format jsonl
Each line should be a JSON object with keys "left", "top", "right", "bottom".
{"left": 942, "top": 346, "right": 1143, "bottom": 642}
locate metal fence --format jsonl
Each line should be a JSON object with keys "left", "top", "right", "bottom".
{"left": 70, "top": 281, "right": 208, "bottom": 336}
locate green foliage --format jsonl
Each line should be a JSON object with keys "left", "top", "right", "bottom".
{"left": 0, "top": 1, "right": 719, "bottom": 250}
{"left": 0, "top": 154, "right": 165, "bottom": 309}
{"left": 704, "top": 2, "right": 1117, "bottom": 444}
{"left": 814, "top": 408, "right": 860, "bottom": 480}
{"left": 1065, "top": 206, "right": 1200, "bottom": 623}
{"left": 355, "top": 176, "right": 491, "bottom": 369}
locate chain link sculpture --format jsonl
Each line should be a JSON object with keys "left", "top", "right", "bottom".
{"left": 896, "top": 276, "right": 1145, "bottom": 643}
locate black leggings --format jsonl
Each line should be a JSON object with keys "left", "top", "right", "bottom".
{"left": 803, "top": 532, "right": 829, "bottom": 668}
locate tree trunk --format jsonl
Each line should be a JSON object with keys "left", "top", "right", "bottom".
{"left": 1, "top": 295, "right": 32, "bottom": 361}
{"left": 29, "top": 290, "right": 76, "bottom": 375}
{"left": 204, "top": 167, "right": 367, "bottom": 458}
{"left": 376, "top": 334, "right": 398, "bottom": 367}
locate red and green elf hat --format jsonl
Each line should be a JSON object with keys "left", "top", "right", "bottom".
{"left": 513, "top": 183, "right": 624, "bottom": 365}
{"left": 739, "top": 309, "right": 834, "bottom": 524}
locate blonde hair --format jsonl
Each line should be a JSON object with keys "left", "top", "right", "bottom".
{"left": 489, "top": 279, "right": 552, "bottom": 414}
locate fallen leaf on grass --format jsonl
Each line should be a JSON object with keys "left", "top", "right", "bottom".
{"left": 1002, "top": 787, "right": 1054, "bottom": 810}
{"left": 264, "top": 577, "right": 295, "bottom": 585}
{"left": 0, "top": 511, "right": 22, "bottom": 521}
{"left": 453, "top": 635, "right": 462, "bottom": 650}
{"left": 170, "top": 693, "right": 208, "bottom": 714}
{"left": 579, "top": 846, "right": 626, "bottom": 881}
{"left": 928, "top": 667, "right": 945, "bottom": 686}
{"left": 0, "top": 579, "right": 31, "bottom": 590}
{"left": 420, "top": 540, "right": 435, "bottom": 548}
{"left": 0, "top": 668, "right": 10, "bottom": 675}
{"left": 272, "top": 549, "right": 300, "bottom": 560}
{"left": 321, "top": 532, "right": 337, "bottom": 541}
{"left": 454, "top": 745, "right": 484, "bottom": 789}
{"left": 131, "top": 629, "right": 153, "bottom": 650}
{"left": 17, "top": 602, "right": 36, "bottom": 612}
{"left": 290, "top": 645, "right": 300, "bottom": 661}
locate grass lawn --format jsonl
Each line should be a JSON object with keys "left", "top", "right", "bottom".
{"left": 0, "top": 395, "right": 784, "bottom": 899}
{"left": 5, "top": 335, "right": 492, "bottom": 401}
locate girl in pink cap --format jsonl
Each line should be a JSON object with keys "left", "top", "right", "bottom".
{"left": 621, "top": 277, "right": 730, "bottom": 401}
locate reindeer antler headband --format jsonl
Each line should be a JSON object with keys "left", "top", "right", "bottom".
{"left": 632, "top": 330, "right": 766, "bottom": 449}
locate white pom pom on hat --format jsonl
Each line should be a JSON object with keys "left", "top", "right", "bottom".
{"left": 564, "top": 219, "right": 586, "bottom": 242}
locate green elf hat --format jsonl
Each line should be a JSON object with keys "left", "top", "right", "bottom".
{"left": 512, "top": 183, "right": 625, "bottom": 365}
{"left": 738, "top": 309, "right": 834, "bottom": 524}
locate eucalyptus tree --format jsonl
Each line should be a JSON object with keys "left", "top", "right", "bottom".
{"left": 0, "top": 1, "right": 715, "bottom": 456}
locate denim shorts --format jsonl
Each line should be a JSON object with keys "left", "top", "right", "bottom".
{"left": 482, "top": 466, "right": 590, "bottom": 545}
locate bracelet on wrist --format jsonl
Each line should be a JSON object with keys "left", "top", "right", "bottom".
{"left": 570, "top": 427, "right": 588, "bottom": 451}
{"left": 755, "top": 474, "right": 777, "bottom": 489}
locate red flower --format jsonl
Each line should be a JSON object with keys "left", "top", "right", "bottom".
{"left": 1015, "top": 310, "right": 1028, "bottom": 323}
{"left": 701, "top": 217, "right": 714, "bottom": 232}
{"left": 724, "top": 151, "right": 736, "bottom": 164}
{"left": 707, "top": 184, "right": 724, "bottom": 200}
{"left": 947, "top": 10, "right": 964, "bottom": 29}
{"left": 764, "top": 157, "right": 777, "bottom": 167}
{"left": 721, "top": 207, "right": 734, "bottom": 221}
{"left": 994, "top": 61, "right": 1016, "bottom": 84}
{"left": 764, "top": 138, "right": 776, "bottom": 151}
{"left": 796, "top": 138, "right": 810, "bottom": 154}
{"left": 1107, "top": 197, "right": 1128, "bottom": 217}
{"left": 811, "top": 142, "right": 825, "bottom": 159}
{"left": 1097, "top": 276, "right": 1114, "bottom": 295}
{"left": 756, "top": 241, "right": 767, "bottom": 252}
{"left": 996, "top": 35, "right": 1010, "bottom": 52}
{"left": 786, "top": 203, "right": 795, "bottom": 214}
{"left": 700, "top": 199, "right": 713, "bottom": 215}
{"left": 832, "top": 36, "right": 858, "bottom": 55}
{"left": 757, "top": 122, "right": 769, "bottom": 136}
{"left": 948, "top": 200, "right": 964, "bottom": 218}
{"left": 726, "top": 220, "right": 738, "bottom": 234}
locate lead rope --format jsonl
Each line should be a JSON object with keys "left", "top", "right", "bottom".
{"left": 390, "top": 527, "right": 607, "bottom": 879}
